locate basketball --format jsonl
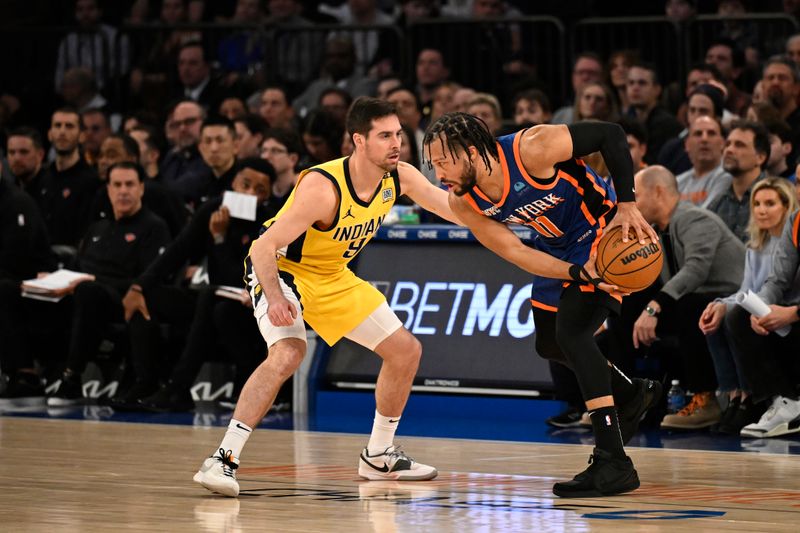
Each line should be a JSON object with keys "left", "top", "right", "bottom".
{"left": 595, "top": 226, "right": 663, "bottom": 292}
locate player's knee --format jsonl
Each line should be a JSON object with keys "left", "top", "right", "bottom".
{"left": 554, "top": 324, "right": 590, "bottom": 361}
{"left": 268, "top": 339, "right": 306, "bottom": 378}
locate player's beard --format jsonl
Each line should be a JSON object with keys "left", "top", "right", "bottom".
{"left": 453, "top": 160, "right": 477, "bottom": 196}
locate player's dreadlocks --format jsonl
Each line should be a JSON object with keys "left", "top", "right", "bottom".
{"left": 423, "top": 112, "right": 499, "bottom": 171}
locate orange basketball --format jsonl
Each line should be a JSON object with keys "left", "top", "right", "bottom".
{"left": 595, "top": 226, "right": 663, "bottom": 292}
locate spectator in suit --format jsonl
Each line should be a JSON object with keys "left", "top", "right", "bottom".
{"left": 633, "top": 165, "right": 745, "bottom": 430}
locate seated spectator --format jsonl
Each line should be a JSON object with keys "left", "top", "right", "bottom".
{"left": 41, "top": 107, "right": 100, "bottom": 250}
{"left": 573, "top": 81, "right": 618, "bottom": 123}
{"left": 607, "top": 49, "right": 638, "bottom": 113}
{"left": 160, "top": 100, "right": 210, "bottom": 196}
{"left": 300, "top": 110, "right": 343, "bottom": 167}
{"left": 129, "top": 126, "right": 162, "bottom": 180}
{"left": 709, "top": 121, "right": 770, "bottom": 243}
{"left": 91, "top": 134, "right": 186, "bottom": 237}
{"left": 259, "top": 86, "right": 297, "bottom": 130}
{"left": 6, "top": 127, "right": 47, "bottom": 197}
{"left": 704, "top": 38, "right": 751, "bottom": 117}
{"left": 625, "top": 62, "right": 683, "bottom": 164}
{"left": 0, "top": 173, "right": 54, "bottom": 406}
{"left": 633, "top": 166, "right": 745, "bottom": 430}
{"left": 61, "top": 67, "right": 112, "bottom": 116}
{"left": 467, "top": 93, "right": 503, "bottom": 135}
{"left": 260, "top": 128, "right": 302, "bottom": 207}
{"left": 171, "top": 41, "right": 227, "bottom": 112}
{"left": 194, "top": 117, "right": 241, "bottom": 206}
{"left": 660, "top": 82, "right": 726, "bottom": 175}
{"left": 723, "top": 198, "right": 800, "bottom": 438}
{"left": 452, "top": 87, "right": 477, "bottom": 114}
{"left": 216, "top": 0, "right": 265, "bottom": 75}
{"left": 81, "top": 108, "right": 112, "bottom": 168}
{"left": 264, "top": 0, "right": 324, "bottom": 95}
{"left": 121, "top": 159, "right": 279, "bottom": 409}
{"left": 318, "top": 87, "right": 353, "bottom": 129}
{"left": 763, "top": 117, "right": 794, "bottom": 179}
{"left": 46, "top": 162, "right": 171, "bottom": 406}
{"left": 375, "top": 75, "right": 402, "bottom": 101}
{"left": 699, "top": 178, "right": 798, "bottom": 434}
{"left": 429, "top": 81, "right": 461, "bottom": 125}
{"left": 234, "top": 114, "right": 268, "bottom": 159}
{"left": 387, "top": 86, "right": 425, "bottom": 159}
{"left": 512, "top": 89, "right": 552, "bottom": 126}
{"left": 219, "top": 97, "right": 248, "bottom": 121}
{"left": 54, "top": 0, "right": 129, "bottom": 93}
{"left": 621, "top": 118, "right": 648, "bottom": 172}
{"left": 413, "top": 48, "right": 450, "bottom": 122}
{"left": 676, "top": 115, "right": 732, "bottom": 208}
{"left": 292, "top": 37, "right": 376, "bottom": 118}
{"left": 552, "top": 53, "right": 604, "bottom": 125}
{"left": 761, "top": 56, "right": 800, "bottom": 165}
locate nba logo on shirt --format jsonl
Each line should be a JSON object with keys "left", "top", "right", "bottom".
{"left": 382, "top": 188, "right": 393, "bottom": 203}
{"left": 125, "top": 233, "right": 137, "bottom": 242}
{"left": 605, "top": 415, "right": 612, "bottom": 427}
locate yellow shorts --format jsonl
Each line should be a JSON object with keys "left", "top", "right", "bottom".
{"left": 248, "top": 260, "right": 389, "bottom": 346}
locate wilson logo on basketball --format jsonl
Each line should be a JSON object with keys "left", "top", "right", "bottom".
{"left": 619, "top": 243, "right": 661, "bottom": 265}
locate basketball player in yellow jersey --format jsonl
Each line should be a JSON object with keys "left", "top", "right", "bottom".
{"left": 194, "top": 97, "right": 461, "bottom": 497}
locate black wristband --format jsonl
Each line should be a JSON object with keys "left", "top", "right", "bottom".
{"left": 568, "top": 264, "right": 603, "bottom": 288}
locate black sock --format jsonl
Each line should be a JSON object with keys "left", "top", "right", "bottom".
{"left": 608, "top": 364, "right": 637, "bottom": 405}
{"left": 589, "top": 406, "right": 626, "bottom": 459}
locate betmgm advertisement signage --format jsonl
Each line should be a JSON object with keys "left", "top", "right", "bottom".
{"left": 324, "top": 226, "right": 554, "bottom": 395}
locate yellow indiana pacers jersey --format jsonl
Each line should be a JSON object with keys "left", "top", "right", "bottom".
{"left": 248, "top": 156, "right": 400, "bottom": 345}
{"left": 261, "top": 156, "right": 400, "bottom": 274}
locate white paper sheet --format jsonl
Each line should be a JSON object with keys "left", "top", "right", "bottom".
{"left": 222, "top": 191, "right": 258, "bottom": 221}
{"left": 735, "top": 290, "right": 790, "bottom": 337}
{"left": 21, "top": 269, "right": 94, "bottom": 293}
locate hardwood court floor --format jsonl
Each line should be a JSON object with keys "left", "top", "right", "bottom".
{"left": 2, "top": 417, "right": 799, "bottom": 532}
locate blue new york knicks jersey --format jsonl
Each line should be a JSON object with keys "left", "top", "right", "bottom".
{"left": 463, "top": 130, "right": 618, "bottom": 310}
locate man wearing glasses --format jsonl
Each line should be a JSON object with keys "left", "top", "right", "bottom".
{"left": 160, "top": 100, "right": 209, "bottom": 200}
{"left": 260, "top": 128, "right": 303, "bottom": 208}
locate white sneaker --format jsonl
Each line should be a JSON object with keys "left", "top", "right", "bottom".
{"left": 740, "top": 396, "right": 800, "bottom": 438}
{"left": 193, "top": 448, "right": 240, "bottom": 497}
{"left": 358, "top": 445, "right": 438, "bottom": 481}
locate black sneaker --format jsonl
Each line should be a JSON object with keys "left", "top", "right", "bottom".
{"left": 46, "top": 375, "right": 84, "bottom": 407}
{"left": 720, "top": 397, "right": 763, "bottom": 435}
{"left": 110, "top": 381, "right": 159, "bottom": 410}
{"left": 715, "top": 396, "right": 741, "bottom": 434}
{"left": 617, "top": 378, "right": 662, "bottom": 444}
{"left": 140, "top": 384, "right": 194, "bottom": 412}
{"left": 0, "top": 373, "right": 46, "bottom": 409}
{"left": 546, "top": 406, "right": 585, "bottom": 428}
{"left": 552, "top": 448, "right": 640, "bottom": 498}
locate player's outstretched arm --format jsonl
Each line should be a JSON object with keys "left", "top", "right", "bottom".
{"left": 398, "top": 161, "right": 463, "bottom": 225}
{"left": 450, "top": 195, "right": 624, "bottom": 296}
{"left": 250, "top": 172, "right": 337, "bottom": 326}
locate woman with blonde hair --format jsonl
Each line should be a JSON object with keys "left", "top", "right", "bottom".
{"left": 698, "top": 177, "right": 798, "bottom": 434}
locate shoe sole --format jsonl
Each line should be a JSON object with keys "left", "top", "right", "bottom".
{"left": 553, "top": 477, "right": 640, "bottom": 498}
{"left": 547, "top": 420, "right": 585, "bottom": 429}
{"left": 358, "top": 466, "right": 438, "bottom": 481}
{"left": 46, "top": 398, "right": 85, "bottom": 407}
{"left": 740, "top": 423, "right": 800, "bottom": 438}
{"left": 660, "top": 419, "right": 719, "bottom": 430}
{"left": 193, "top": 470, "right": 239, "bottom": 497}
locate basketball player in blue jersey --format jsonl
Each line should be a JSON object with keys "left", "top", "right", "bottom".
{"left": 424, "top": 113, "right": 663, "bottom": 498}
{"left": 193, "top": 98, "right": 463, "bottom": 497}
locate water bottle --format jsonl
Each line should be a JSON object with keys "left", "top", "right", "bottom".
{"left": 667, "top": 379, "right": 686, "bottom": 413}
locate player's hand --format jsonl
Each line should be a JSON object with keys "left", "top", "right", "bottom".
{"left": 583, "top": 254, "right": 629, "bottom": 298}
{"left": 755, "top": 304, "right": 800, "bottom": 332}
{"left": 267, "top": 294, "right": 298, "bottom": 327}
{"left": 123, "top": 287, "right": 150, "bottom": 321}
{"left": 633, "top": 311, "right": 658, "bottom": 348}
{"left": 209, "top": 206, "right": 231, "bottom": 240}
{"left": 699, "top": 301, "right": 726, "bottom": 335}
{"left": 610, "top": 202, "right": 658, "bottom": 245}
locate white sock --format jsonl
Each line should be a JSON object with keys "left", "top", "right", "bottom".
{"left": 367, "top": 410, "right": 400, "bottom": 455}
{"left": 218, "top": 419, "right": 253, "bottom": 461}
